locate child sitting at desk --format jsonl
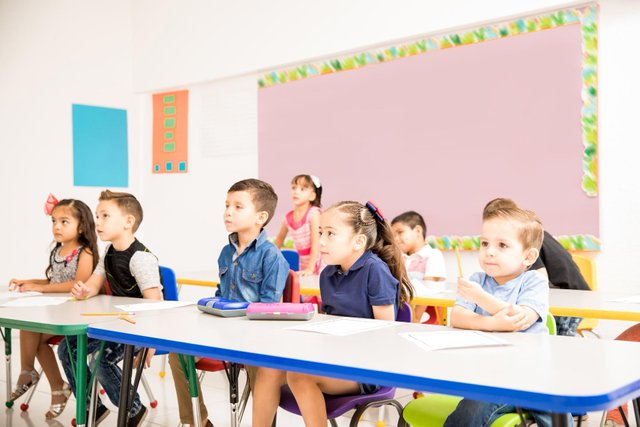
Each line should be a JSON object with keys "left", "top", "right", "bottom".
{"left": 57, "top": 190, "right": 163, "bottom": 427}
{"left": 444, "top": 204, "right": 572, "bottom": 427}
{"left": 391, "top": 210, "right": 446, "bottom": 323}
{"left": 251, "top": 200, "right": 414, "bottom": 427}
{"left": 168, "top": 178, "right": 289, "bottom": 427}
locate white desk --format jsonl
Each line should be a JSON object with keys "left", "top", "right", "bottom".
{"left": 89, "top": 306, "right": 640, "bottom": 427}
{"left": 0, "top": 293, "right": 151, "bottom": 427}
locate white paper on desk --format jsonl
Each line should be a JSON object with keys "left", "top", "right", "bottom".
{"left": 608, "top": 294, "right": 640, "bottom": 304}
{"left": 401, "top": 330, "right": 512, "bottom": 351}
{"left": 0, "top": 291, "right": 43, "bottom": 299}
{"left": 115, "top": 300, "right": 194, "bottom": 312}
{"left": 0, "top": 296, "right": 70, "bottom": 307}
{"left": 287, "top": 318, "right": 394, "bottom": 336}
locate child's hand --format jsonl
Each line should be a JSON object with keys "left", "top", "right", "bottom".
{"left": 133, "top": 348, "right": 156, "bottom": 369}
{"left": 70, "top": 281, "right": 90, "bottom": 300}
{"left": 491, "top": 305, "right": 529, "bottom": 331}
{"left": 456, "top": 278, "right": 485, "bottom": 304}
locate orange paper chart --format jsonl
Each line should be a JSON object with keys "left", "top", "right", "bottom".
{"left": 152, "top": 90, "right": 188, "bottom": 173}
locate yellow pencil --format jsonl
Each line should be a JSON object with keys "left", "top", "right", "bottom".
{"left": 454, "top": 245, "right": 464, "bottom": 278}
{"left": 118, "top": 315, "right": 136, "bottom": 324}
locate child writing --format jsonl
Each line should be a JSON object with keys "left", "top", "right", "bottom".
{"left": 273, "top": 174, "right": 322, "bottom": 275}
{"left": 251, "top": 200, "right": 414, "bottom": 427}
{"left": 391, "top": 210, "right": 446, "bottom": 323}
{"left": 168, "top": 178, "right": 289, "bottom": 427}
{"left": 444, "top": 204, "right": 572, "bottom": 427}
{"left": 8, "top": 197, "right": 98, "bottom": 420}
{"left": 57, "top": 190, "right": 162, "bottom": 427}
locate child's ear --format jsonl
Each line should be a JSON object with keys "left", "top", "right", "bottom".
{"left": 125, "top": 214, "right": 136, "bottom": 231}
{"left": 414, "top": 225, "right": 424, "bottom": 238}
{"left": 523, "top": 247, "right": 539, "bottom": 267}
{"left": 353, "top": 234, "right": 367, "bottom": 250}
{"left": 256, "top": 211, "right": 269, "bottom": 226}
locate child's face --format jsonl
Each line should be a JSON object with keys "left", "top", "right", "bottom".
{"left": 224, "top": 190, "right": 265, "bottom": 234}
{"left": 290, "top": 181, "right": 316, "bottom": 207}
{"left": 479, "top": 217, "right": 535, "bottom": 285}
{"left": 318, "top": 209, "right": 364, "bottom": 271}
{"left": 95, "top": 200, "right": 132, "bottom": 242}
{"left": 391, "top": 222, "right": 422, "bottom": 255}
{"left": 51, "top": 206, "right": 79, "bottom": 245}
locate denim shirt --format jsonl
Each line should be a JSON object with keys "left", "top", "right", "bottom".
{"left": 216, "top": 229, "right": 289, "bottom": 303}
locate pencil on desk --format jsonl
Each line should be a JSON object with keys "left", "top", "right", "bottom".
{"left": 118, "top": 315, "right": 136, "bottom": 324}
{"left": 454, "top": 245, "right": 464, "bottom": 278}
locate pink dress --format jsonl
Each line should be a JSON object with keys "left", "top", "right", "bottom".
{"left": 285, "top": 206, "right": 322, "bottom": 273}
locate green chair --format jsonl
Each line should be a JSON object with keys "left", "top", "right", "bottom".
{"left": 402, "top": 314, "right": 557, "bottom": 427}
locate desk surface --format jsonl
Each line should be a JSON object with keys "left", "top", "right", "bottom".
{"left": 89, "top": 306, "right": 640, "bottom": 414}
{"left": 0, "top": 294, "right": 144, "bottom": 335}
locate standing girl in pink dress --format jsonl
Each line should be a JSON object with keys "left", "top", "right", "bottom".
{"left": 274, "top": 174, "right": 323, "bottom": 275}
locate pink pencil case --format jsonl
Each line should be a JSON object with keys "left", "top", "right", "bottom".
{"left": 246, "top": 303, "right": 315, "bottom": 320}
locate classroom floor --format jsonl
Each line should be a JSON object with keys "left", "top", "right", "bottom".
{"left": 1, "top": 284, "right": 636, "bottom": 426}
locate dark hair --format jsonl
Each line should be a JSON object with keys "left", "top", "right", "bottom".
{"left": 228, "top": 179, "right": 278, "bottom": 226}
{"left": 329, "top": 201, "right": 414, "bottom": 304}
{"left": 391, "top": 211, "right": 427, "bottom": 239}
{"left": 46, "top": 199, "right": 99, "bottom": 279}
{"left": 482, "top": 198, "right": 518, "bottom": 218}
{"left": 291, "top": 174, "right": 322, "bottom": 208}
{"left": 99, "top": 190, "right": 144, "bottom": 232}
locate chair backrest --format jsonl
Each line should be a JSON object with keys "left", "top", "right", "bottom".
{"left": 281, "top": 269, "right": 300, "bottom": 303}
{"left": 160, "top": 265, "right": 179, "bottom": 302}
{"left": 397, "top": 301, "right": 413, "bottom": 323}
{"left": 281, "top": 249, "right": 300, "bottom": 271}
{"left": 571, "top": 253, "right": 597, "bottom": 291}
{"left": 546, "top": 313, "right": 557, "bottom": 336}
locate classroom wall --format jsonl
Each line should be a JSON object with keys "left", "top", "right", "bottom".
{"left": 0, "top": 0, "right": 137, "bottom": 280}
{"left": 4, "top": 0, "right": 640, "bottom": 292}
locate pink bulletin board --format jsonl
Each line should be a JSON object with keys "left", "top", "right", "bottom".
{"left": 258, "top": 6, "right": 599, "bottom": 251}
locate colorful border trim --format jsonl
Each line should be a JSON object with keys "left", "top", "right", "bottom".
{"left": 427, "top": 234, "right": 601, "bottom": 252}
{"left": 258, "top": 5, "right": 598, "bottom": 197}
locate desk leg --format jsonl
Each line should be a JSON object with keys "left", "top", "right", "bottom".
{"left": 185, "top": 355, "right": 202, "bottom": 427}
{"left": 118, "top": 344, "right": 135, "bottom": 427}
{"left": 224, "top": 362, "right": 241, "bottom": 427}
{"left": 633, "top": 397, "right": 640, "bottom": 426}
{"left": 551, "top": 413, "right": 570, "bottom": 427}
{"left": 3, "top": 327, "right": 11, "bottom": 408}
{"left": 76, "top": 334, "right": 88, "bottom": 427}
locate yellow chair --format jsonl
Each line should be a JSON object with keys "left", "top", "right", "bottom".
{"left": 570, "top": 254, "right": 599, "bottom": 337}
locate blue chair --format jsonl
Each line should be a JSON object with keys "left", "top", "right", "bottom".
{"left": 275, "top": 302, "right": 413, "bottom": 427}
{"left": 281, "top": 249, "right": 300, "bottom": 271}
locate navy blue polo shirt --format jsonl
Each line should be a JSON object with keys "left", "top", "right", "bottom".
{"left": 320, "top": 251, "right": 399, "bottom": 319}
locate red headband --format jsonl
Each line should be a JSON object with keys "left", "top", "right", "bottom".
{"left": 44, "top": 193, "right": 59, "bottom": 216}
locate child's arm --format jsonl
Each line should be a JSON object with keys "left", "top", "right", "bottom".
{"left": 451, "top": 305, "right": 530, "bottom": 332}
{"left": 457, "top": 277, "right": 512, "bottom": 315}
{"left": 9, "top": 278, "right": 49, "bottom": 290}
{"left": 70, "top": 273, "right": 105, "bottom": 300}
{"left": 273, "top": 222, "right": 288, "bottom": 248}
{"left": 17, "top": 250, "right": 94, "bottom": 293}
{"left": 259, "top": 251, "right": 290, "bottom": 302}
{"left": 299, "top": 209, "right": 321, "bottom": 276}
{"left": 372, "top": 304, "right": 395, "bottom": 321}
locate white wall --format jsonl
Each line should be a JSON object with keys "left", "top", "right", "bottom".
{"left": 4, "top": 0, "right": 640, "bottom": 293}
{"left": 0, "top": 0, "right": 136, "bottom": 280}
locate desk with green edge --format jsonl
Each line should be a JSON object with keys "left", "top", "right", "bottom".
{"left": 0, "top": 293, "right": 143, "bottom": 427}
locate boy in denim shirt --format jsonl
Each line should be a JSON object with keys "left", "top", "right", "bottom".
{"left": 169, "top": 178, "right": 289, "bottom": 427}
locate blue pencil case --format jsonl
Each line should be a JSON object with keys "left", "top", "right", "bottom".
{"left": 197, "top": 297, "right": 250, "bottom": 317}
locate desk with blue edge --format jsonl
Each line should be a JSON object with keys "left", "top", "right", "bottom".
{"left": 89, "top": 305, "right": 640, "bottom": 427}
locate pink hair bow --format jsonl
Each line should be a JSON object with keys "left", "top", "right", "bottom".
{"left": 44, "top": 193, "right": 59, "bottom": 216}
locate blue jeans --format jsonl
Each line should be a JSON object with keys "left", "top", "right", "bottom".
{"left": 555, "top": 316, "right": 582, "bottom": 336}
{"left": 57, "top": 336, "right": 141, "bottom": 415}
{"left": 443, "top": 398, "right": 573, "bottom": 427}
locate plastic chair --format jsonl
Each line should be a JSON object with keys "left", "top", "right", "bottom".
{"left": 281, "top": 249, "right": 300, "bottom": 271}
{"left": 178, "top": 269, "right": 301, "bottom": 426}
{"left": 402, "top": 314, "right": 557, "bottom": 427}
{"left": 571, "top": 254, "right": 599, "bottom": 337}
{"left": 275, "top": 302, "right": 413, "bottom": 427}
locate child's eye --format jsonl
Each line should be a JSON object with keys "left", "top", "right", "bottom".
{"left": 328, "top": 231, "right": 335, "bottom": 237}
{"left": 480, "top": 241, "right": 488, "bottom": 247}
{"left": 499, "top": 243, "right": 508, "bottom": 248}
